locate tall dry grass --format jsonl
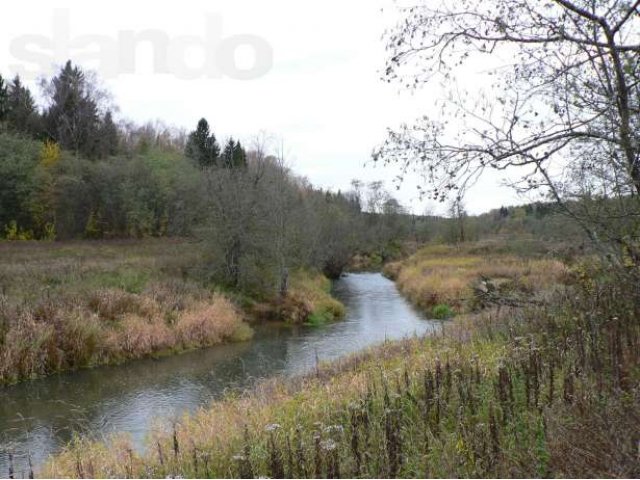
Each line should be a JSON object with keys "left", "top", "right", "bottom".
{"left": 42, "top": 262, "right": 640, "bottom": 478}
{"left": 255, "top": 271, "right": 346, "bottom": 325}
{"left": 384, "top": 242, "right": 568, "bottom": 312}
{"left": 0, "top": 240, "right": 252, "bottom": 384}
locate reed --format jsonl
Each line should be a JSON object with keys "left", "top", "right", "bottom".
{"left": 384, "top": 242, "right": 568, "bottom": 313}
{"left": 0, "top": 239, "right": 252, "bottom": 385}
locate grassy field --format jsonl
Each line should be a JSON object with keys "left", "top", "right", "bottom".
{"left": 42, "top": 241, "right": 640, "bottom": 478}
{"left": 0, "top": 239, "right": 255, "bottom": 385}
{"left": 384, "top": 240, "right": 569, "bottom": 316}
{"left": 0, "top": 239, "right": 343, "bottom": 385}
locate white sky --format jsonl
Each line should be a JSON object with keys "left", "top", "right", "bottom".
{"left": 0, "top": 0, "right": 528, "bottom": 215}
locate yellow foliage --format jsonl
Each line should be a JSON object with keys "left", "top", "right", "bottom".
{"left": 40, "top": 140, "right": 61, "bottom": 167}
{"left": 3, "top": 221, "right": 33, "bottom": 241}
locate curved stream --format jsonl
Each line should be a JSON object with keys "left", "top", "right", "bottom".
{"left": 0, "top": 273, "right": 437, "bottom": 475}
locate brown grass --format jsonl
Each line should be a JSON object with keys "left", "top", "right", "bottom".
{"left": 42, "top": 269, "right": 640, "bottom": 478}
{"left": 0, "top": 239, "right": 252, "bottom": 384}
{"left": 176, "top": 296, "right": 243, "bottom": 346}
{"left": 384, "top": 242, "right": 569, "bottom": 312}
{"left": 253, "top": 271, "right": 346, "bottom": 325}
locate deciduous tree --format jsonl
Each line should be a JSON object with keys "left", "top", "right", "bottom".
{"left": 375, "top": 0, "right": 640, "bottom": 264}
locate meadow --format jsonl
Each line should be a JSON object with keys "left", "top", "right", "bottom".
{"left": 384, "top": 240, "right": 569, "bottom": 316}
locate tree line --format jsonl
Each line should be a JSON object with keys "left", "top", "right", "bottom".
{"left": 0, "top": 61, "right": 416, "bottom": 298}
{"left": 0, "top": 59, "right": 585, "bottom": 297}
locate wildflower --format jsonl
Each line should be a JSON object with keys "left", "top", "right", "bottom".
{"left": 324, "top": 425, "right": 344, "bottom": 434}
{"left": 320, "top": 439, "right": 337, "bottom": 452}
{"left": 265, "top": 423, "right": 281, "bottom": 432}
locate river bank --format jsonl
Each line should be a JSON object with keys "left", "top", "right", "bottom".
{"left": 383, "top": 240, "right": 569, "bottom": 316}
{"left": 0, "top": 239, "right": 344, "bottom": 386}
{"left": 1, "top": 272, "right": 431, "bottom": 476}
{"left": 42, "top": 241, "right": 640, "bottom": 478}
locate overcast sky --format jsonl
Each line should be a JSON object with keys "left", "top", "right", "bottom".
{"left": 0, "top": 0, "right": 528, "bottom": 215}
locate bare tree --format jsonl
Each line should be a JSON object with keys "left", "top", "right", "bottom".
{"left": 263, "top": 140, "right": 306, "bottom": 297}
{"left": 375, "top": 0, "right": 640, "bottom": 264}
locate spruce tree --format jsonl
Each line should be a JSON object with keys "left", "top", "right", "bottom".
{"left": 0, "top": 74, "right": 8, "bottom": 124}
{"left": 6, "top": 76, "right": 38, "bottom": 136}
{"left": 185, "top": 118, "right": 220, "bottom": 168}
{"left": 44, "top": 60, "right": 99, "bottom": 156}
{"left": 221, "top": 138, "right": 236, "bottom": 168}
{"left": 204, "top": 132, "right": 221, "bottom": 167}
{"left": 95, "top": 111, "right": 119, "bottom": 157}
{"left": 232, "top": 140, "right": 247, "bottom": 168}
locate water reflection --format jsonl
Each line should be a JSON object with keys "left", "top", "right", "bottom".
{"left": 0, "top": 273, "right": 436, "bottom": 474}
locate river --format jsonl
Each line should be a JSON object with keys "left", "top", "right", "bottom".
{"left": 0, "top": 273, "right": 438, "bottom": 475}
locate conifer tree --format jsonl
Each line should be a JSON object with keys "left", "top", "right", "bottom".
{"left": 0, "top": 74, "right": 8, "bottom": 124}
{"left": 185, "top": 118, "right": 219, "bottom": 168}
{"left": 232, "top": 140, "right": 247, "bottom": 168}
{"left": 221, "top": 138, "right": 236, "bottom": 168}
{"left": 6, "top": 76, "right": 38, "bottom": 136}
{"left": 44, "top": 61, "right": 100, "bottom": 156}
{"left": 95, "top": 110, "right": 119, "bottom": 157}
{"left": 204, "top": 132, "right": 221, "bottom": 167}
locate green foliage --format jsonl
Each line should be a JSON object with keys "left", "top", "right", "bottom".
{"left": 94, "top": 111, "right": 119, "bottom": 158}
{"left": 306, "top": 309, "right": 334, "bottom": 326}
{"left": 84, "top": 211, "right": 102, "bottom": 239}
{"left": 90, "top": 269, "right": 150, "bottom": 294}
{"left": 0, "top": 133, "right": 41, "bottom": 232}
{"left": 44, "top": 61, "right": 101, "bottom": 157}
{"left": 3, "top": 220, "right": 33, "bottom": 241}
{"left": 432, "top": 303, "right": 455, "bottom": 319}
{"left": 0, "top": 74, "right": 7, "bottom": 123}
{"left": 5, "top": 75, "right": 39, "bottom": 136}
{"left": 185, "top": 118, "right": 220, "bottom": 168}
{"left": 229, "top": 322, "right": 255, "bottom": 342}
{"left": 42, "top": 223, "right": 56, "bottom": 241}
{"left": 220, "top": 138, "right": 247, "bottom": 169}
{"left": 0, "top": 134, "right": 205, "bottom": 240}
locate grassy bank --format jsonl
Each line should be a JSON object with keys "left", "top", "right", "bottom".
{"left": 384, "top": 241, "right": 569, "bottom": 317}
{"left": 42, "top": 242, "right": 640, "bottom": 478}
{"left": 287, "top": 271, "right": 346, "bottom": 325}
{"left": 0, "top": 239, "right": 254, "bottom": 385}
{"left": 0, "top": 239, "right": 345, "bottom": 385}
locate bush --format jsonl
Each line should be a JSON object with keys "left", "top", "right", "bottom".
{"left": 432, "top": 303, "right": 455, "bottom": 319}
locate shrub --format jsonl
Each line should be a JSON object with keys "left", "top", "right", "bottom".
{"left": 287, "top": 270, "right": 346, "bottom": 325}
{"left": 176, "top": 295, "right": 244, "bottom": 348}
{"left": 229, "top": 322, "right": 254, "bottom": 342}
{"left": 306, "top": 310, "right": 332, "bottom": 326}
{"left": 3, "top": 220, "right": 33, "bottom": 240}
{"left": 119, "top": 314, "right": 174, "bottom": 356}
{"left": 60, "top": 314, "right": 103, "bottom": 367}
{"left": 432, "top": 303, "right": 455, "bottom": 319}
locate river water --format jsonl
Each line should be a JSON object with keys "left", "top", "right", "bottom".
{"left": 0, "top": 273, "right": 437, "bottom": 475}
